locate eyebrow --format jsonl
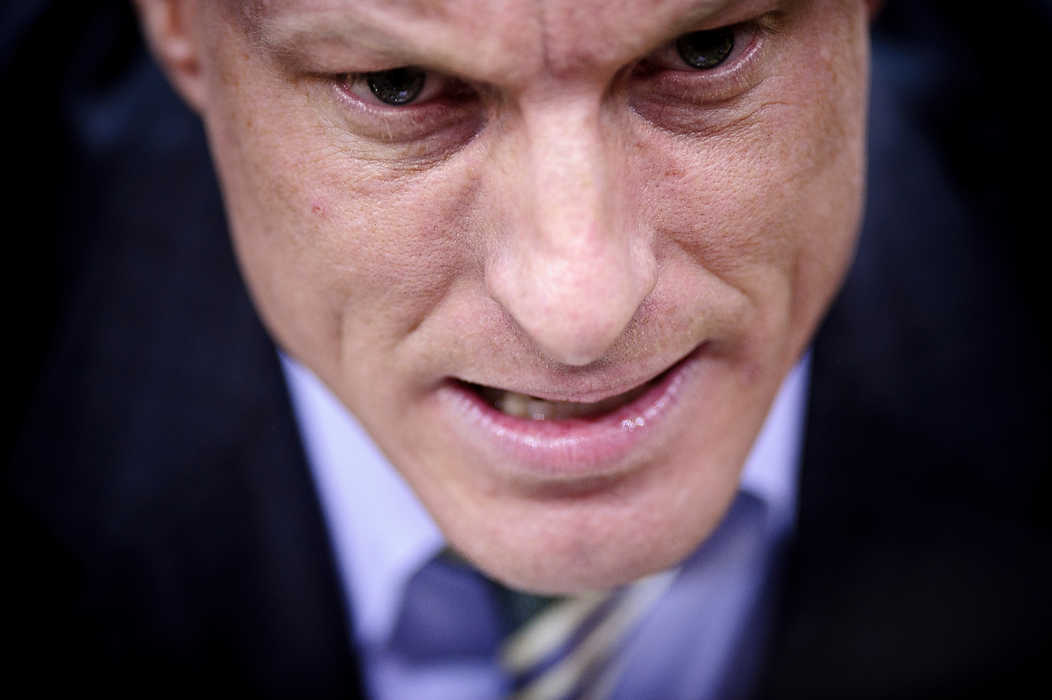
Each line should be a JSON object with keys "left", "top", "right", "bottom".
{"left": 677, "top": 0, "right": 757, "bottom": 31}
{"left": 254, "top": 0, "right": 761, "bottom": 76}
{"left": 255, "top": 2, "right": 463, "bottom": 71}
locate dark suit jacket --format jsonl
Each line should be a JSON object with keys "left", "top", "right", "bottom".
{"left": 5, "top": 2, "right": 1049, "bottom": 697}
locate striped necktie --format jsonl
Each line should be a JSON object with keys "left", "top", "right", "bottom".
{"left": 390, "top": 490, "right": 771, "bottom": 699}
{"left": 391, "top": 549, "right": 675, "bottom": 699}
{"left": 500, "top": 571, "right": 677, "bottom": 699}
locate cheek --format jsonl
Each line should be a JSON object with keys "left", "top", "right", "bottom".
{"left": 301, "top": 167, "right": 478, "bottom": 334}
{"left": 636, "top": 0, "right": 867, "bottom": 326}
{"left": 204, "top": 63, "right": 481, "bottom": 371}
{"left": 639, "top": 68, "right": 865, "bottom": 345}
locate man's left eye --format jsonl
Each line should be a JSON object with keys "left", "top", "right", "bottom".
{"left": 675, "top": 27, "right": 736, "bottom": 70}
{"left": 642, "top": 23, "right": 758, "bottom": 75}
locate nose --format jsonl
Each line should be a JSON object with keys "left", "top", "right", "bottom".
{"left": 485, "top": 100, "right": 657, "bottom": 366}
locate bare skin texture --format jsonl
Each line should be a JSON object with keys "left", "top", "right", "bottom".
{"left": 137, "top": 0, "right": 871, "bottom": 593}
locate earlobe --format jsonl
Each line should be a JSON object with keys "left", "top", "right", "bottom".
{"left": 133, "top": 0, "right": 207, "bottom": 112}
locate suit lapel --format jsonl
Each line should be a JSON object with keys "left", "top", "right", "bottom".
{"left": 8, "top": 8, "right": 366, "bottom": 692}
{"left": 753, "top": 24, "right": 1051, "bottom": 698}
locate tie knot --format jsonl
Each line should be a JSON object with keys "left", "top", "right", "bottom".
{"left": 390, "top": 549, "right": 675, "bottom": 699}
{"left": 500, "top": 575, "right": 676, "bottom": 699}
{"left": 496, "top": 587, "right": 564, "bottom": 631}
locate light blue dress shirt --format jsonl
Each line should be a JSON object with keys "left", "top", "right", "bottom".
{"left": 281, "top": 355, "right": 808, "bottom": 699}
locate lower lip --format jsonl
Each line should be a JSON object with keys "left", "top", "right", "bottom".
{"left": 436, "top": 347, "right": 703, "bottom": 479}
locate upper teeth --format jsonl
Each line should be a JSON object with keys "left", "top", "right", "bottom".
{"left": 479, "top": 384, "right": 651, "bottom": 420}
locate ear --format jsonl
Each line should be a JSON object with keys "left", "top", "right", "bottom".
{"left": 133, "top": 0, "right": 207, "bottom": 112}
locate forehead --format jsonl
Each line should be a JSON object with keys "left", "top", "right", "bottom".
{"left": 244, "top": 0, "right": 765, "bottom": 79}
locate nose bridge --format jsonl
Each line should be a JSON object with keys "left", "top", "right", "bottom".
{"left": 527, "top": 100, "right": 608, "bottom": 260}
{"left": 486, "top": 97, "right": 657, "bottom": 367}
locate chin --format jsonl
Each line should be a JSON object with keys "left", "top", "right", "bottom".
{"left": 408, "top": 405, "right": 763, "bottom": 594}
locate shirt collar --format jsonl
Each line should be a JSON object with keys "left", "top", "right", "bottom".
{"left": 280, "top": 355, "right": 444, "bottom": 649}
{"left": 280, "top": 352, "right": 808, "bottom": 651}
{"left": 739, "top": 353, "right": 809, "bottom": 537}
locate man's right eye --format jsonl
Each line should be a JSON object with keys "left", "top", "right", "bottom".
{"left": 365, "top": 67, "right": 428, "bottom": 105}
{"left": 332, "top": 67, "right": 484, "bottom": 147}
{"left": 341, "top": 66, "right": 460, "bottom": 108}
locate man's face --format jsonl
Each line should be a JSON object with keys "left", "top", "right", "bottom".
{"left": 185, "top": 0, "right": 868, "bottom": 592}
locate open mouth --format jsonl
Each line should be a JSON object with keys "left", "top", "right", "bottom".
{"left": 439, "top": 346, "right": 704, "bottom": 476}
{"left": 462, "top": 366, "right": 676, "bottom": 422}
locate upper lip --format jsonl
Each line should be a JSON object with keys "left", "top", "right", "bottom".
{"left": 453, "top": 344, "right": 701, "bottom": 404}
